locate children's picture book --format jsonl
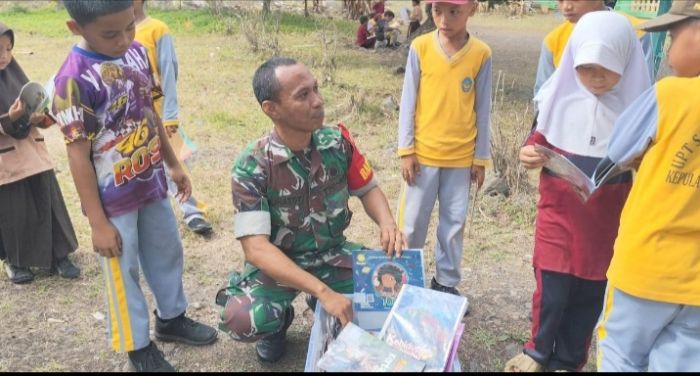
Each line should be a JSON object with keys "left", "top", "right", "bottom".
{"left": 379, "top": 284, "right": 468, "bottom": 372}
{"left": 317, "top": 322, "right": 426, "bottom": 372}
{"left": 534, "top": 144, "right": 627, "bottom": 202}
{"left": 351, "top": 248, "right": 425, "bottom": 332}
{"left": 19, "top": 81, "right": 49, "bottom": 115}
{"left": 444, "top": 323, "right": 465, "bottom": 372}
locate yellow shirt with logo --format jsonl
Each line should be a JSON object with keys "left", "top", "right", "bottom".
{"left": 608, "top": 76, "right": 700, "bottom": 306}
{"left": 397, "top": 31, "right": 492, "bottom": 168}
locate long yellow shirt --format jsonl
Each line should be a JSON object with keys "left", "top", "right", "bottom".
{"left": 397, "top": 31, "right": 492, "bottom": 168}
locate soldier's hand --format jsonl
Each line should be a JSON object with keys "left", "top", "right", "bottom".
{"left": 380, "top": 224, "right": 406, "bottom": 258}
{"left": 318, "top": 289, "right": 353, "bottom": 327}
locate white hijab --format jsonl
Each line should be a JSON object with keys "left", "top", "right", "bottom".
{"left": 534, "top": 11, "right": 651, "bottom": 158}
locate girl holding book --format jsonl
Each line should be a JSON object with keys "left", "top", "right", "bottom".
{"left": 505, "top": 11, "right": 650, "bottom": 372}
{"left": 0, "top": 22, "right": 80, "bottom": 284}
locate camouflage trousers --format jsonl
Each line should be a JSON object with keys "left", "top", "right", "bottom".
{"left": 216, "top": 242, "right": 361, "bottom": 342}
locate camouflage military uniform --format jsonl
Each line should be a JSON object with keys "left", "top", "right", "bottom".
{"left": 217, "top": 124, "right": 377, "bottom": 342}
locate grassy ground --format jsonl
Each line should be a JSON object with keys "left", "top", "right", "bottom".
{"left": 0, "top": 1, "right": 597, "bottom": 372}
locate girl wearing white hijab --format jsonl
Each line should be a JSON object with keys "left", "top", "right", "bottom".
{"left": 505, "top": 11, "right": 651, "bottom": 372}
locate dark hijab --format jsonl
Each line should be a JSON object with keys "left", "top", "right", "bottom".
{"left": 0, "top": 22, "right": 31, "bottom": 139}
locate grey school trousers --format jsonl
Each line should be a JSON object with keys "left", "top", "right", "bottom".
{"left": 397, "top": 165, "right": 472, "bottom": 288}
{"left": 596, "top": 286, "right": 700, "bottom": 372}
{"left": 100, "top": 198, "right": 188, "bottom": 353}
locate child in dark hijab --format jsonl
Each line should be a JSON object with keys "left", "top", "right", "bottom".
{"left": 0, "top": 22, "right": 80, "bottom": 284}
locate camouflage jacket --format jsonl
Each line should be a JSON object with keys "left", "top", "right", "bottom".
{"left": 231, "top": 123, "right": 377, "bottom": 269}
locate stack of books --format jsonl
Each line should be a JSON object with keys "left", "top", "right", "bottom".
{"left": 307, "top": 248, "right": 469, "bottom": 373}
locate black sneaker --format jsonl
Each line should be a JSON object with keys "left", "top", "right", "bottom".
{"left": 52, "top": 257, "right": 80, "bottom": 279}
{"left": 4, "top": 263, "right": 34, "bottom": 284}
{"left": 430, "top": 277, "right": 470, "bottom": 316}
{"left": 154, "top": 311, "right": 218, "bottom": 346}
{"left": 305, "top": 293, "right": 318, "bottom": 312}
{"left": 256, "top": 307, "right": 294, "bottom": 363}
{"left": 186, "top": 217, "right": 213, "bottom": 236}
{"left": 128, "top": 341, "right": 175, "bottom": 372}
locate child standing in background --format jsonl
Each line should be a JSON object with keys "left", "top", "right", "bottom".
{"left": 533, "top": 0, "right": 654, "bottom": 96}
{"left": 133, "top": 0, "right": 213, "bottom": 236}
{"left": 397, "top": 0, "right": 491, "bottom": 312}
{"left": 0, "top": 22, "right": 80, "bottom": 285}
{"left": 506, "top": 11, "right": 651, "bottom": 372}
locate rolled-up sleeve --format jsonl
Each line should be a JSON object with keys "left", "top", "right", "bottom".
{"left": 231, "top": 152, "right": 272, "bottom": 238}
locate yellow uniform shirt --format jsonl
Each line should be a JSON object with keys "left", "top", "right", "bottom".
{"left": 397, "top": 31, "right": 492, "bottom": 168}
{"left": 607, "top": 76, "right": 700, "bottom": 306}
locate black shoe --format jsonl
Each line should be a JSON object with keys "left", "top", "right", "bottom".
{"left": 186, "top": 217, "right": 213, "bottom": 236}
{"left": 256, "top": 307, "right": 295, "bottom": 363}
{"left": 4, "top": 263, "right": 34, "bottom": 284}
{"left": 52, "top": 257, "right": 80, "bottom": 279}
{"left": 154, "top": 311, "right": 218, "bottom": 346}
{"left": 305, "top": 293, "right": 318, "bottom": 312}
{"left": 430, "top": 277, "right": 470, "bottom": 316}
{"left": 128, "top": 342, "right": 175, "bottom": 372}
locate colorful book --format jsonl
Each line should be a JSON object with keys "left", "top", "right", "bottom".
{"left": 351, "top": 248, "right": 425, "bottom": 332}
{"left": 317, "top": 322, "right": 426, "bottom": 372}
{"left": 379, "top": 284, "right": 469, "bottom": 372}
{"left": 305, "top": 298, "right": 342, "bottom": 372}
{"left": 444, "top": 323, "right": 465, "bottom": 372}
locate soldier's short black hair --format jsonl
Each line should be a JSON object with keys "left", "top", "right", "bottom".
{"left": 63, "top": 0, "right": 134, "bottom": 26}
{"left": 252, "top": 56, "right": 298, "bottom": 105}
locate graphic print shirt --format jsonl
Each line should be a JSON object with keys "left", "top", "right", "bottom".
{"left": 53, "top": 42, "right": 167, "bottom": 217}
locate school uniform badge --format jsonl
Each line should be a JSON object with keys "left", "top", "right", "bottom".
{"left": 461, "top": 77, "right": 473, "bottom": 93}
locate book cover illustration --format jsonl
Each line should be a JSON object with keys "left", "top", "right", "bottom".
{"left": 534, "top": 144, "right": 627, "bottom": 202}
{"left": 19, "top": 81, "right": 49, "bottom": 115}
{"left": 379, "top": 284, "right": 468, "bottom": 372}
{"left": 352, "top": 248, "right": 425, "bottom": 311}
{"left": 317, "top": 322, "right": 426, "bottom": 372}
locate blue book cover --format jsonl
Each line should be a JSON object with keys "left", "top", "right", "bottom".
{"left": 351, "top": 248, "right": 425, "bottom": 331}
{"left": 379, "top": 284, "right": 469, "bottom": 372}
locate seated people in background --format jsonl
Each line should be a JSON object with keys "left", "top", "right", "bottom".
{"left": 356, "top": 15, "right": 376, "bottom": 49}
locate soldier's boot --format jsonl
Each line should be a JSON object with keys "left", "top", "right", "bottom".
{"left": 256, "top": 306, "right": 295, "bottom": 363}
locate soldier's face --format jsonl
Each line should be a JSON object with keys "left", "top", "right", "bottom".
{"left": 272, "top": 64, "right": 325, "bottom": 133}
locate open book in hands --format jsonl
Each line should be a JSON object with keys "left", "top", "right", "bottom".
{"left": 534, "top": 144, "right": 627, "bottom": 202}
{"left": 19, "top": 81, "right": 50, "bottom": 115}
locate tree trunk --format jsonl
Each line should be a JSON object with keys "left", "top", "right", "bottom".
{"left": 262, "top": 0, "right": 272, "bottom": 13}
{"left": 304, "top": 0, "right": 309, "bottom": 17}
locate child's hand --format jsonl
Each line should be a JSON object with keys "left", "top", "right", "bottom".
{"left": 170, "top": 166, "right": 192, "bottom": 203}
{"left": 471, "top": 165, "right": 485, "bottom": 191}
{"left": 400, "top": 154, "right": 421, "bottom": 186}
{"left": 29, "top": 113, "right": 47, "bottom": 126}
{"left": 8, "top": 98, "right": 25, "bottom": 122}
{"left": 92, "top": 221, "right": 123, "bottom": 258}
{"left": 519, "top": 145, "right": 548, "bottom": 169}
